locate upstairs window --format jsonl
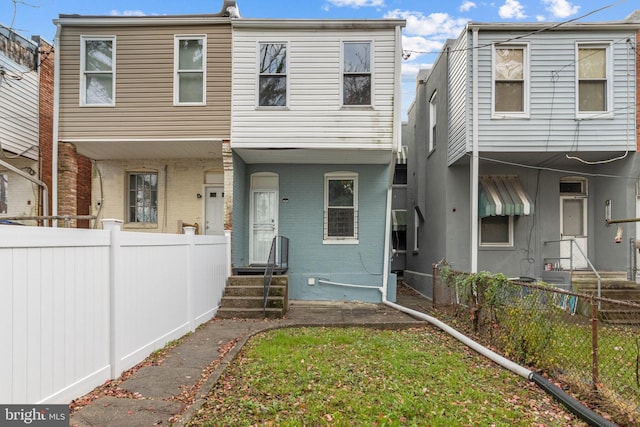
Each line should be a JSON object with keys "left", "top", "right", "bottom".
{"left": 324, "top": 172, "right": 358, "bottom": 242}
{"left": 429, "top": 90, "right": 437, "bottom": 152}
{"left": 258, "top": 43, "right": 287, "bottom": 107}
{"left": 343, "top": 42, "right": 372, "bottom": 106}
{"left": 174, "top": 36, "right": 206, "bottom": 105}
{"left": 128, "top": 172, "right": 158, "bottom": 224}
{"left": 577, "top": 44, "right": 610, "bottom": 115}
{"left": 493, "top": 45, "right": 528, "bottom": 115}
{"left": 80, "top": 36, "right": 115, "bottom": 106}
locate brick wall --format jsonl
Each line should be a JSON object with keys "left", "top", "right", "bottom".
{"left": 38, "top": 37, "right": 93, "bottom": 228}
{"left": 37, "top": 38, "right": 53, "bottom": 219}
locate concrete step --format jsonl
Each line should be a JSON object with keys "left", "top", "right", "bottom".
{"left": 217, "top": 275, "right": 288, "bottom": 319}
{"left": 571, "top": 270, "right": 628, "bottom": 280}
{"left": 227, "top": 275, "right": 288, "bottom": 287}
{"left": 223, "top": 285, "right": 286, "bottom": 297}
{"left": 220, "top": 295, "right": 285, "bottom": 309}
{"left": 216, "top": 307, "right": 285, "bottom": 320}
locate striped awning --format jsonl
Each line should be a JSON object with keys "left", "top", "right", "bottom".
{"left": 479, "top": 175, "right": 534, "bottom": 218}
{"left": 396, "top": 145, "right": 407, "bottom": 164}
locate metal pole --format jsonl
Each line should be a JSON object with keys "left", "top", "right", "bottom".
{"left": 591, "top": 300, "right": 599, "bottom": 392}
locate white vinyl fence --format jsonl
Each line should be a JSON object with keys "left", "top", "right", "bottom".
{"left": 0, "top": 220, "right": 230, "bottom": 404}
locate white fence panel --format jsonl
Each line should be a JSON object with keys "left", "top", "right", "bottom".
{"left": 0, "top": 222, "right": 230, "bottom": 404}
{"left": 0, "top": 226, "right": 111, "bottom": 404}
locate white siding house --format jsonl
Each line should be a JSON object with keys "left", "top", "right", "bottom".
{"left": 404, "top": 17, "right": 640, "bottom": 296}
{"left": 230, "top": 19, "right": 405, "bottom": 302}
{"left": 0, "top": 25, "right": 41, "bottom": 222}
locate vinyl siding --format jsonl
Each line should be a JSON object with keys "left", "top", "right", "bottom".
{"left": 232, "top": 27, "right": 398, "bottom": 148}
{"left": 475, "top": 29, "right": 636, "bottom": 152}
{"left": 447, "top": 31, "right": 469, "bottom": 165}
{"left": 0, "top": 51, "right": 39, "bottom": 161}
{"left": 58, "top": 24, "right": 231, "bottom": 140}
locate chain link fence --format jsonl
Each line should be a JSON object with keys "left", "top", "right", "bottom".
{"left": 431, "top": 265, "right": 640, "bottom": 427}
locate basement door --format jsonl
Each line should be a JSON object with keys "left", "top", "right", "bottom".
{"left": 204, "top": 186, "right": 224, "bottom": 235}
{"left": 249, "top": 173, "right": 278, "bottom": 265}
{"left": 559, "top": 178, "right": 588, "bottom": 270}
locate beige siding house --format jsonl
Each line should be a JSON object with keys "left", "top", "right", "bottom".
{"left": 54, "top": 2, "right": 236, "bottom": 234}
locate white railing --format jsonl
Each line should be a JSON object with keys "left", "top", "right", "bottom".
{"left": 0, "top": 220, "right": 230, "bottom": 405}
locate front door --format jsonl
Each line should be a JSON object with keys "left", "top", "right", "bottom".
{"left": 560, "top": 178, "right": 588, "bottom": 269}
{"left": 250, "top": 173, "right": 278, "bottom": 265}
{"left": 204, "top": 186, "right": 224, "bottom": 235}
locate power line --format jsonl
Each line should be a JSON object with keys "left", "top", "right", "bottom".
{"left": 402, "top": 0, "right": 629, "bottom": 59}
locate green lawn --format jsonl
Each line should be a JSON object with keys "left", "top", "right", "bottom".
{"left": 188, "top": 326, "right": 587, "bottom": 426}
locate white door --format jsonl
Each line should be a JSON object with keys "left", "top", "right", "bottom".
{"left": 249, "top": 173, "right": 279, "bottom": 265}
{"left": 204, "top": 186, "right": 224, "bottom": 235}
{"left": 560, "top": 196, "right": 588, "bottom": 269}
{"left": 250, "top": 191, "right": 277, "bottom": 264}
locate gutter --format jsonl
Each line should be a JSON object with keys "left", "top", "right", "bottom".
{"left": 380, "top": 23, "right": 404, "bottom": 302}
{"left": 52, "top": 23, "right": 61, "bottom": 225}
{"left": 470, "top": 28, "right": 479, "bottom": 273}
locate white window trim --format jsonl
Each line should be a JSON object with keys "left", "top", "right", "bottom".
{"left": 173, "top": 35, "right": 207, "bottom": 106}
{"left": 80, "top": 35, "right": 116, "bottom": 107}
{"left": 323, "top": 171, "right": 359, "bottom": 244}
{"left": 256, "top": 41, "right": 289, "bottom": 109}
{"left": 479, "top": 215, "right": 514, "bottom": 247}
{"left": 429, "top": 90, "right": 437, "bottom": 152}
{"left": 126, "top": 170, "right": 159, "bottom": 226}
{"left": 340, "top": 40, "right": 374, "bottom": 108}
{"left": 575, "top": 42, "right": 613, "bottom": 119}
{"left": 491, "top": 43, "right": 529, "bottom": 119}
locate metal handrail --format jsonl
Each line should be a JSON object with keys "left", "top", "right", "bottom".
{"left": 543, "top": 238, "right": 601, "bottom": 301}
{"left": 263, "top": 235, "right": 289, "bottom": 315}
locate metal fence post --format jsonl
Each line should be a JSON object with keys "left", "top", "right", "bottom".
{"left": 591, "top": 298, "right": 599, "bottom": 392}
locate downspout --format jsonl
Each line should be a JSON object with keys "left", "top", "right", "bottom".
{"left": 381, "top": 23, "right": 404, "bottom": 301}
{"left": 470, "top": 27, "right": 479, "bottom": 273}
{"left": 52, "top": 24, "right": 61, "bottom": 226}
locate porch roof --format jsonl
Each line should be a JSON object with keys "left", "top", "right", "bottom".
{"left": 479, "top": 175, "right": 534, "bottom": 218}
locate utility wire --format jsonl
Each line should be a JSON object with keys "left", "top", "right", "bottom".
{"left": 402, "top": 0, "right": 629, "bottom": 58}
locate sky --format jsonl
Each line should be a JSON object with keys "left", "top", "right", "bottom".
{"left": 1, "top": 0, "right": 638, "bottom": 118}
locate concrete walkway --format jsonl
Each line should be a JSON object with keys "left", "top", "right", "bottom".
{"left": 69, "top": 293, "right": 430, "bottom": 427}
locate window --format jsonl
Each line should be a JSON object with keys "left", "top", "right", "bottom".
{"left": 80, "top": 36, "right": 115, "bottom": 106}
{"left": 128, "top": 172, "right": 158, "bottom": 224}
{"left": 174, "top": 36, "right": 206, "bottom": 105}
{"left": 258, "top": 43, "right": 287, "bottom": 107}
{"left": 0, "top": 173, "right": 7, "bottom": 214}
{"left": 577, "top": 44, "right": 610, "bottom": 114}
{"left": 493, "top": 45, "right": 527, "bottom": 115}
{"left": 429, "top": 91, "right": 437, "bottom": 151}
{"left": 392, "top": 210, "right": 407, "bottom": 252}
{"left": 324, "top": 173, "right": 358, "bottom": 241}
{"left": 479, "top": 216, "right": 513, "bottom": 247}
{"left": 343, "top": 42, "right": 371, "bottom": 106}
{"left": 393, "top": 164, "right": 407, "bottom": 185}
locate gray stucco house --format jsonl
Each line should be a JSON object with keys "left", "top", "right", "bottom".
{"left": 404, "top": 15, "right": 640, "bottom": 298}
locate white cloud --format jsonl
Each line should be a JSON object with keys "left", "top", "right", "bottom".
{"left": 542, "top": 0, "right": 579, "bottom": 18}
{"left": 402, "top": 62, "right": 432, "bottom": 78}
{"left": 498, "top": 0, "right": 526, "bottom": 19}
{"left": 325, "top": 0, "right": 384, "bottom": 7}
{"left": 402, "top": 36, "right": 444, "bottom": 59}
{"left": 110, "top": 9, "right": 146, "bottom": 16}
{"left": 385, "top": 10, "right": 467, "bottom": 39}
{"left": 459, "top": 1, "right": 477, "bottom": 12}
